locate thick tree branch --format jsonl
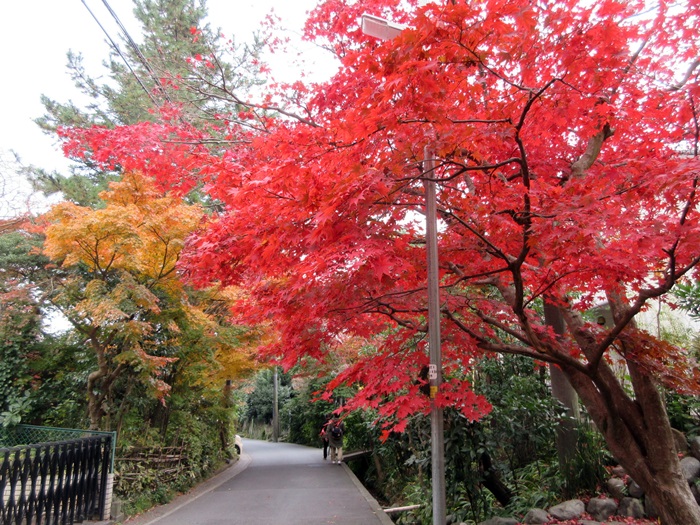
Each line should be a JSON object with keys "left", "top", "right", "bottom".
{"left": 570, "top": 123, "right": 614, "bottom": 179}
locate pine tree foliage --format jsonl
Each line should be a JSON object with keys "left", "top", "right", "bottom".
{"left": 31, "top": 0, "right": 267, "bottom": 206}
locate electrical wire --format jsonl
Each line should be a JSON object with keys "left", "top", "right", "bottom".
{"left": 79, "top": 0, "right": 159, "bottom": 107}
{"left": 99, "top": 0, "right": 173, "bottom": 103}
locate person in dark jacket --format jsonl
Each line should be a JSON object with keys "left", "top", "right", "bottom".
{"left": 328, "top": 418, "right": 345, "bottom": 464}
{"left": 320, "top": 414, "right": 332, "bottom": 460}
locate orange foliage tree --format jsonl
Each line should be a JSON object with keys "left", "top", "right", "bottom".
{"left": 59, "top": 0, "right": 700, "bottom": 521}
{"left": 42, "top": 172, "right": 255, "bottom": 430}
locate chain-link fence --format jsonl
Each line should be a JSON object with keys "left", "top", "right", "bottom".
{"left": 0, "top": 425, "right": 116, "bottom": 472}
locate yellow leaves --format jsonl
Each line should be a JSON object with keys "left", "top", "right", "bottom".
{"left": 169, "top": 286, "right": 264, "bottom": 387}
{"left": 76, "top": 279, "right": 126, "bottom": 324}
{"left": 44, "top": 201, "right": 137, "bottom": 272}
{"left": 98, "top": 171, "right": 163, "bottom": 206}
{"left": 41, "top": 171, "right": 264, "bottom": 404}
{"left": 44, "top": 171, "right": 204, "bottom": 284}
{"left": 212, "top": 345, "right": 259, "bottom": 383}
{"left": 218, "top": 323, "right": 271, "bottom": 379}
{"left": 43, "top": 170, "right": 200, "bottom": 338}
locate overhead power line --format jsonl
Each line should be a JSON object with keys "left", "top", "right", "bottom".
{"left": 99, "top": 0, "right": 173, "bottom": 103}
{"left": 80, "top": 0, "right": 158, "bottom": 106}
{"left": 79, "top": 0, "right": 160, "bottom": 107}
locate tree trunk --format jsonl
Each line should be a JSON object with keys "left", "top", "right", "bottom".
{"left": 565, "top": 361, "right": 700, "bottom": 525}
{"left": 621, "top": 363, "right": 700, "bottom": 525}
{"left": 87, "top": 366, "right": 107, "bottom": 431}
{"left": 86, "top": 334, "right": 126, "bottom": 430}
{"left": 373, "top": 453, "right": 385, "bottom": 484}
{"left": 648, "top": 471, "right": 700, "bottom": 525}
{"left": 617, "top": 433, "right": 700, "bottom": 525}
{"left": 547, "top": 287, "right": 700, "bottom": 525}
{"left": 544, "top": 302, "right": 580, "bottom": 473}
{"left": 479, "top": 452, "right": 512, "bottom": 506}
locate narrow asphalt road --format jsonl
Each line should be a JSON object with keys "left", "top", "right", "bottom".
{"left": 121, "top": 439, "right": 395, "bottom": 525}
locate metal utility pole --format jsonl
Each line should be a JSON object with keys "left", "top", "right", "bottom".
{"left": 424, "top": 148, "right": 447, "bottom": 525}
{"left": 273, "top": 367, "right": 280, "bottom": 442}
{"left": 360, "top": 16, "right": 447, "bottom": 525}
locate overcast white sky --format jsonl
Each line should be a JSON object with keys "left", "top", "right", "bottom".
{"left": 0, "top": 0, "right": 329, "bottom": 187}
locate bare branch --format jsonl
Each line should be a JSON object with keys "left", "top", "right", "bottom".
{"left": 669, "top": 59, "right": 700, "bottom": 92}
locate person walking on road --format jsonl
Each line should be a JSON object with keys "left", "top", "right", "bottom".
{"left": 320, "top": 414, "right": 331, "bottom": 460}
{"left": 328, "top": 417, "right": 345, "bottom": 464}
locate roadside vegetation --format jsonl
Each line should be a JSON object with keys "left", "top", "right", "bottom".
{"left": 2, "top": 0, "right": 700, "bottom": 523}
{"left": 242, "top": 352, "right": 698, "bottom": 524}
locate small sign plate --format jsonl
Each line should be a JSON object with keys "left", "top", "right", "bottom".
{"left": 428, "top": 364, "right": 438, "bottom": 381}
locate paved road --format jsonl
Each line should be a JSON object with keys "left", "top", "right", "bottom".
{"left": 121, "top": 439, "right": 394, "bottom": 525}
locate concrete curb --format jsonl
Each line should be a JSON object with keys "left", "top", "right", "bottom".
{"left": 341, "top": 462, "right": 396, "bottom": 525}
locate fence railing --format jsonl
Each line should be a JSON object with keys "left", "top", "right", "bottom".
{"left": 0, "top": 426, "right": 115, "bottom": 474}
{"left": 0, "top": 426, "right": 114, "bottom": 525}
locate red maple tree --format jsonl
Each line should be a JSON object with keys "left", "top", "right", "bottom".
{"left": 60, "top": 0, "right": 700, "bottom": 522}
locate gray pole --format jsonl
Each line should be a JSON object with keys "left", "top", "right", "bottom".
{"left": 273, "top": 367, "right": 279, "bottom": 442}
{"left": 358, "top": 17, "right": 445, "bottom": 523}
{"left": 424, "top": 147, "right": 446, "bottom": 525}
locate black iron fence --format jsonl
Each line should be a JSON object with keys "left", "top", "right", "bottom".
{"left": 0, "top": 426, "right": 114, "bottom": 525}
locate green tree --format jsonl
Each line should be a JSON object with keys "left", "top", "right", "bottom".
{"left": 0, "top": 285, "right": 39, "bottom": 423}
{"left": 667, "top": 284, "right": 700, "bottom": 437}
{"left": 0, "top": 230, "right": 50, "bottom": 286}
{"left": 30, "top": 0, "right": 265, "bottom": 206}
{"left": 0, "top": 231, "right": 50, "bottom": 421}
{"left": 245, "top": 368, "right": 294, "bottom": 425}
{"left": 0, "top": 229, "right": 95, "bottom": 430}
